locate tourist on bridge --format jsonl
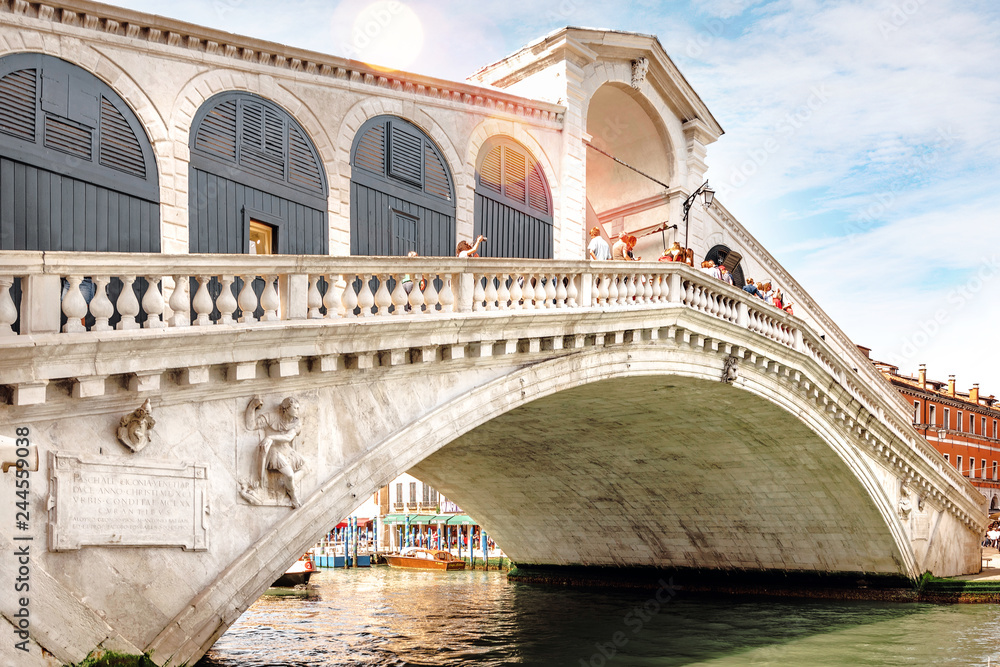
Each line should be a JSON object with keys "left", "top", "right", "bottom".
{"left": 743, "top": 278, "right": 761, "bottom": 297}
{"left": 457, "top": 235, "right": 486, "bottom": 257}
{"left": 588, "top": 226, "right": 611, "bottom": 260}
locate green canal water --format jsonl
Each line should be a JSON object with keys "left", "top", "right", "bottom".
{"left": 197, "top": 566, "right": 1000, "bottom": 666}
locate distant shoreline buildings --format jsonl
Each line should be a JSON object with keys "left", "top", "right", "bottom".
{"left": 862, "top": 346, "right": 1000, "bottom": 512}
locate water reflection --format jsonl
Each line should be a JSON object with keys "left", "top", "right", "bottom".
{"left": 198, "top": 567, "right": 1000, "bottom": 666}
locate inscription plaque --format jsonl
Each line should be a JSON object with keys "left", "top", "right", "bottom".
{"left": 48, "top": 452, "right": 209, "bottom": 551}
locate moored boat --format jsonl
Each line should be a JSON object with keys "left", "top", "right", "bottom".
{"left": 384, "top": 547, "right": 466, "bottom": 570}
{"left": 272, "top": 553, "right": 316, "bottom": 587}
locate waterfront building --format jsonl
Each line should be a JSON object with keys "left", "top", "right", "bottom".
{"left": 862, "top": 347, "right": 1000, "bottom": 512}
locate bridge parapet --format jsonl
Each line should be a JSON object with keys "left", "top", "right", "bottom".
{"left": 0, "top": 251, "right": 984, "bottom": 523}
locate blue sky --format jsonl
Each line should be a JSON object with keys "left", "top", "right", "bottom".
{"left": 111, "top": 0, "right": 1000, "bottom": 392}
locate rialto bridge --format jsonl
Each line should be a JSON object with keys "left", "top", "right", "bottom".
{"left": 0, "top": 1, "right": 989, "bottom": 666}
{"left": 0, "top": 253, "right": 988, "bottom": 666}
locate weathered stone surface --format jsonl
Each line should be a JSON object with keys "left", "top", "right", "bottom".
{"left": 48, "top": 453, "right": 209, "bottom": 551}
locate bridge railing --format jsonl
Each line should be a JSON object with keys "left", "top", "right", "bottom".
{"left": 0, "top": 251, "right": 850, "bottom": 377}
{"left": 1, "top": 251, "right": 765, "bottom": 331}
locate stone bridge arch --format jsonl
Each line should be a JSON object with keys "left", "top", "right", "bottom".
{"left": 149, "top": 342, "right": 925, "bottom": 665}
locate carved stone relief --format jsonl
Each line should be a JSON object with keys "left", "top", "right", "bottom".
{"left": 117, "top": 398, "right": 155, "bottom": 453}
{"left": 722, "top": 355, "right": 739, "bottom": 383}
{"left": 631, "top": 57, "right": 649, "bottom": 89}
{"left": 238, "top": 395, "right": 308, "bottom": 508}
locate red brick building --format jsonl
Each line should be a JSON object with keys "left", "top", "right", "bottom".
{"left": 861, "top": 347, "right": 1000, "bottom": 514}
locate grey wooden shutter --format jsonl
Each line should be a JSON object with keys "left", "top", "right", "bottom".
{"left": 100, "top": 96, "right": 145, "bottom": 178}
{"left": 288, "top": 125, "right": 323, "bottom": 193}
{"left": 388, "top": 122, "right": 422, "bottom": 186}
{"left": 0, "top": 69, "right": 36, "bottom": 141}
{"left": 473, "top": 137, "right": 553, "bottom": 259}
{"left": 354, "top": 122, "right": 385, "bottom": 174}
{"left": 424, "top": 142, "right": 451, "bottom": 200}
{"left": 193, "top": 99, "right": 237, "bottom": 162}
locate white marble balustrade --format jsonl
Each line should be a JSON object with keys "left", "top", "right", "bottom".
{"left": 0, "top": 252, "right": 806, "bottom": 352}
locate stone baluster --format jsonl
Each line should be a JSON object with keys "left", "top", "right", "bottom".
{"left": 324, "top": 275, "right": 345, "bottom": 318}
{"left": 193, "top": 276, "right": 214, "bottom": 325}
{"left": 357, "top": 275, "right": 375, "bottom": 316}
{"left": 169, "top": 275, "right": 190, "bottom": 327}
{"left": 308, "top": 275, "right": 324, "bottom": 319}
{"left": 391, "top": 276, "right": 409, "bottom": 314}
{"left": 374, "top": 274, "right": 392, "bottom": 315}
{"left": 217, "top": 276, "right": 238, "bottom": 324}
{"left": 238, "top": 276, "right": 258, "bottom": 323}
{"left": 534, "top": 274, "right": 547, "bottom": 309}
{"left": 555, "top": 274, "right": 567, "bottom": 307}
{"left": 0, "top": 276, "right": 17, "bottom": 336}
{"left": 547, "top": 274, "right": 560, "bottom": 307}
{"left": 509, "top": 274, "right": 523, "bottom": 309}
{"left": 650, "top": 273, "right": 662, "bottom": 303}
{"left": 417, "top": 275, "right": 433, "bottom": 313}
{"left": 472, "top": 274, "right": 487, "bottom": 311}
{"left": 484, "top": 274, "right": 498, "bottom": 311}
{"left": 601, "top": 273, "right": 618, "bottom": 306}
{"left": 598, "top": 274, "right": 610, "bottom": 306}
{"left": 61, "top": 276, "right": 88, "bottom": 333}
{"left": 438, "top": 275, "right": 454, "bottom": 312}
{"left": 736, "top": 301, "right": 749, "bottom": 327}
{"left": 89, "top": 277, "right": 114, "bottom": 331}
{"left": 341, "top": 275, "right": 359, "bottom": 317}
{"left": 566, "top": 274, "right": 579, "bottom": 307}
{"left": 643, "top": 274, "right": 653, "bottom": 303}
{"left": 260, "top": 275, "right": 280, "bottom": 321}
{"left": 142, "top": 276, "right": 165, "bottom": 329}
{"left": 630, "top": 274, "right": 641, "bottom": 304}
{"left": 619, "top": 275, "right": 630, "bottom": 306}
{"left": 116, "top": 276, "right": 140, "bottom": 330}
{"left": 518, "top": 275, "right": 532, "bottom": 309}
{"left": 496, "top": 274, "right": 511, "bottom": 310}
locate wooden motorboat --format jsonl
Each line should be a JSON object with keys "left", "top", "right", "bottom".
{"left": 271, "top": 553, "right": 316, "bottom": 587}
{"left": 384, "top": 547, "right": 466, "bottom": 570}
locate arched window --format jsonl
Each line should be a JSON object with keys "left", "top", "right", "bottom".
{"left": 704, "top": 244, "right": 745, "bottom": 288}
{"left": 474, "top": 137, "right": 552, "bottom": 259}
{"left": 189, "top": 92, "right": 328, "bottom": 255}
{"left": 350, "top": 115, "right": 455, "bottom": 256}
{"left": 0, "top": 53, "right": 159, "bottom": 251}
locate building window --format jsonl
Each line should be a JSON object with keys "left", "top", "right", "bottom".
{"left": 956, "top": 455, "right": 963, "bottom": 475}
{"left": 430, "top": 488, "right": 439, "bottom": 503}
{"left": 409, "top": 482, "right": 417, "bottom": 503}
{"left": 970, "top": 458, "right": 976, "bottom": 478}
{"left": 982, "top": 460, "right": 988, "bottom": 479}
{"left": 993, "top": 461, "right": 998, "bottom": 481}
{"left": 983, "top": 417, "right": 988, "bottom": 435}
{"left": 929, "top": 405, "right": 936, "bottom": 426}
{"left": 971, "top": 414, "right": 976, "bottom": 433}
{"left": 422, "top": 483, "right": 430, "bottom": 503}
{"left": 994, "top": 420, "right": 998, "bottom": 439}
{"left": 944, "top": 453, "right": 949, "bottom": 463}
{"left": 943, "top": 408, "right": 950, "bottom": 428}
{"left": 957, "top": 411, "right": 963, "bottom": 432}
{"left": 913, "top": 400, "right": 920, "bottom": 423}
{"left": 395, "top": 482, "right": 403, "bottom": 504}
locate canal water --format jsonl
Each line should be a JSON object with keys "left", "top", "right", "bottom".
{"left": 198, "top": 566, "right": 1000, "bottom": 666}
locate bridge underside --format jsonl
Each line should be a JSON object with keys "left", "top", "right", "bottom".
{"left": 413, "top": 375, "right": 907, "bottom": 575}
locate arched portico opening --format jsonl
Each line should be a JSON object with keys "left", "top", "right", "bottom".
{"left": 585, "top": 83, "right": 674, "bottom": 250}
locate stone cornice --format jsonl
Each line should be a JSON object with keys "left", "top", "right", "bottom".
{"left": 469, "top": 27, "right": 723, "bottom": 140}
{"left": 0, "top": 0, "right": 565, "bottom": 125}
{"left": 893, "top": 382, "right": 1000, "bottom": 417}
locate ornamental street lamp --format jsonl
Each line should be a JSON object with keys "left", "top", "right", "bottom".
{"left": 682, "top": 180, "right": 715, "bottom": 253}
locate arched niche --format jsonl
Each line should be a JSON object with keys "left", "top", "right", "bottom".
{"left": 473, "top": 136, "right": 553, "bottom": 259}
{"left": 350, "top": 115, "right": 455, "bottom": 257}
{"left": 585, "top": 83, "right": 673, "bottom": 238}
{"left": 0, "top": 52, "right": 160, "bottom": 252}
{"left": 189, "top": 91, "right": 328, "bottom": 255}
{"left": 705, "top": 244, "right": 746, "bottom": 288}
